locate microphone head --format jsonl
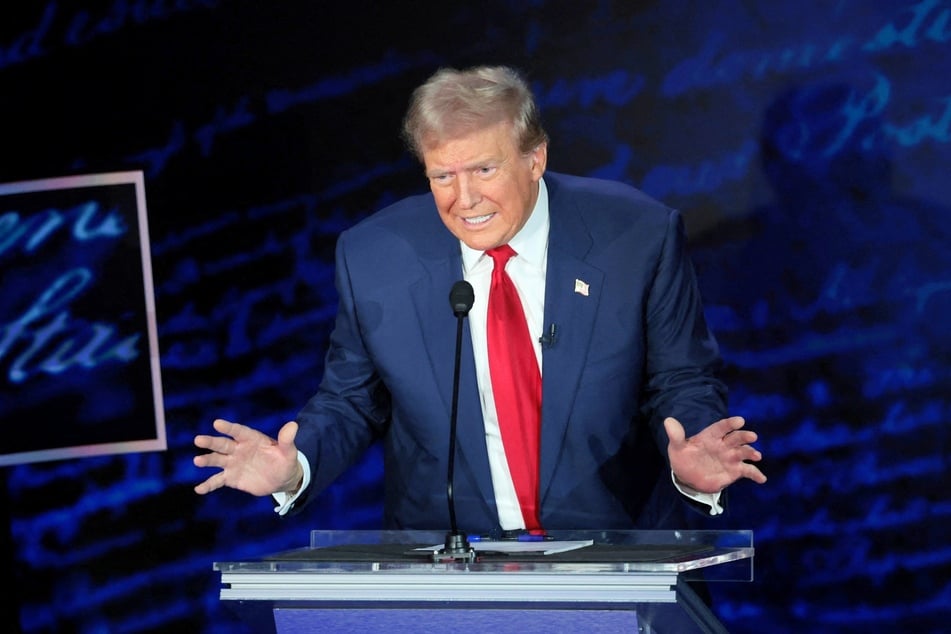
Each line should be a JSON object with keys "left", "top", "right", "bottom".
{"left": 449, "top": 280, "right": 475, "bottom": 317}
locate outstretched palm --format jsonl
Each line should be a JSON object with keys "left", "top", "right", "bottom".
{"left": 664, "top": 416, "right": 766, "bottom": 494}
{"left": 193, "top": 419, "right": 302, "bottom": 496}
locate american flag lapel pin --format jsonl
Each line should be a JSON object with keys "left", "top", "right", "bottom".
{"left": 574, "top": 278, "right": 589, "bottom": 296}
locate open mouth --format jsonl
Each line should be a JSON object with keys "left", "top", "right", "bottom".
{"left": 463, "top": 212, "right": 495, "bottom": 225}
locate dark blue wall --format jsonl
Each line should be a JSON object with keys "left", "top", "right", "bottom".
{"left": 2, "top": 1, "right": 950, "bottom": 632}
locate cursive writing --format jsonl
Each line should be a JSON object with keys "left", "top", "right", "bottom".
{"left": 0, "top": 200, "right": 126, "bottom": 258}
{"left": 0, "top": 269, "right": 140, "bottom": 383}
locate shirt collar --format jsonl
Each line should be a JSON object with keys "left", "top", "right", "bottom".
{"left": 460, "top": 177, "right": 550, "bottom": 274}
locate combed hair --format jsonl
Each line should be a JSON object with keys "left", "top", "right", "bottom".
{"left": 402, "top": 65, "right": 549, "bottom": 160}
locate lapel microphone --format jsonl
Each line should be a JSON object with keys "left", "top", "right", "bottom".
{"left": 438, "top": 280, "right": 476, "bottom": 562}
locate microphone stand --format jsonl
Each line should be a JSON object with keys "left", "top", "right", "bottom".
{"left": 436, "top": 281, "right": 476, "bottom": 563}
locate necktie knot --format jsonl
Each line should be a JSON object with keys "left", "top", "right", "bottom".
{"left": 486, "top": 244, "right": 516, "bottom": 269}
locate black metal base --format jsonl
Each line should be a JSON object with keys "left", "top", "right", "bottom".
{"left": 433, "top": 531, "right": 476, "bottom": 563}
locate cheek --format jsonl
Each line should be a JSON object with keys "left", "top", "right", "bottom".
{"left": 431, "top": 193, "right": 456, "bottom": 228}
{"left": 490, "top": 186, "right": 519, "bottom": 218}
{"left": 430, "top": 188, "right": 455, "bottom": 214}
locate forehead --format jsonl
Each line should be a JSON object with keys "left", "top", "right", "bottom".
{"left": 421, "top": 122, "right": 519, "bottom": 170}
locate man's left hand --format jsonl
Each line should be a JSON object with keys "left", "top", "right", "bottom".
{"left": 664, "top": 416, "right": 767, "bottom": 494}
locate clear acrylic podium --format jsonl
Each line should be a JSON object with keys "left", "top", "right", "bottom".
{"left": 214, "top": 529, "right": 753, "bottom": 633}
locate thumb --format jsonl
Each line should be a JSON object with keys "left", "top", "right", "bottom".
{"left": 277, "top": 421, "right": 299, "bottom": 448}
{"left": 663, "top": 417, "right": 685, "bottom": 446}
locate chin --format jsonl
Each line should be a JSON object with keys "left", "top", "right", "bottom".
{"left": 462, "top": 236, "right": 498, "bottom": 252}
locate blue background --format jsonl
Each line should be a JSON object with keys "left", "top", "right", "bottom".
{"left": 1, "top": 1, "right": 950, "bottom": 632}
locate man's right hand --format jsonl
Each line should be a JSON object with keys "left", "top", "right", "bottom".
{"left": 193, "top": 419, "right": 303, "bottom": 497}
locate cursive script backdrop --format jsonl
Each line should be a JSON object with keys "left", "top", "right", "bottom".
{"left": 2, "top": 1, "right": 949, "bottom": 632}
{"left": 0, "top": 172, "right": 166, "bottom": 467}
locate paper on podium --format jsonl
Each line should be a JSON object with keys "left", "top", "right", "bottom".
{"left": 418, "top": 539, "right": 594, "bottom": 556}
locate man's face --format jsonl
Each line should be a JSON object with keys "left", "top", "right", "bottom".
{"left": 422, "top": 122, "right": 547, "bottom": 252}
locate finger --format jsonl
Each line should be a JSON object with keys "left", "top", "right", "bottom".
{"left": 194, "top": 472, "right": 224, "bottom": 495}
{"left": 721, "top": 416, "right": 746, "bottom": 433}
{"left": 194, "top": 420, "right": 241, "bottom": 449}
{"left": 709, "top": 439, "right": 760, "bottom": 466}
{"left": 724, "top": 430, "right": 758, "bottom": 447}
{"left": 194, "top": 433, "right": 234, "bottom": 452}
{"left": 739, "top": 444, "right": 763, "bottom": 462}
{"left": 743, "top": 463, "right": 768, "bottom": 484}
{"left": 663, "top": 417, "right": 685, "bottom": 445}
{"left": 193, "top": 452, "right": 228, "bottom": 469}
{"left": 193, "top": 434, "right": 233, "bottom": 455}
{"left": 703, "top": 416, "right": 742, "bottom": 438}
{"left": 212, "top": 418, "right": 239, "bottom": 436}
{"left": 193, "top": 434, "right": 213, "bottom": 450}
{"left": 277, "top": 421, "right": 299, "bottom": 448}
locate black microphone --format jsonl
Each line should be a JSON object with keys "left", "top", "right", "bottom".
{"left": 450, "top": 280, "right": 474, "bottom": 317}
{"left": 438, "top": 280, "right": 476, "bottom": 562}
{"left": 539, "top": 323, "right": 557, "bottom": 348}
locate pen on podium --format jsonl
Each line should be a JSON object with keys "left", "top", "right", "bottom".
{"left": 468, "top": 532, "right": 554, "bottom": 542}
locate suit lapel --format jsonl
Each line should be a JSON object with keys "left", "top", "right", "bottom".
{"left": 406, "top": 230, "right": 497, "bottom": 517}
{"left": 538, "top": 179, "right": 605, "bottom": 507}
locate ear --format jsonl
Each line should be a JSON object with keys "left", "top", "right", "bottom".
{"left": 530, "top": 142, "right": 548, "bottom": 179}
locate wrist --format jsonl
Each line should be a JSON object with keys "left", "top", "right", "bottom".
{"left": 284, "top": 463, "right": 304, "bottom": 495}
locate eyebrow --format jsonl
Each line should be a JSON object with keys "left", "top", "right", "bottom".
{"left": 425, "top": 158, "right": 502, "bottom": 178}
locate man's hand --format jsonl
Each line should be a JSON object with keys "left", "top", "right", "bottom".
{"left": 664, "top": 416, "right": 766, "bottom": 494}
{"left": 193, "top": 419, "right": 303, "bottom": 497}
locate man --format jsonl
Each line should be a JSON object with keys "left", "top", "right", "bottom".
{"left": 193, "top": 66, "right": 766, "bottom": 533}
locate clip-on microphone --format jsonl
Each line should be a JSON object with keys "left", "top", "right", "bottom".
{"left": 436, "top": 280, "right": 477, "bottom": 563}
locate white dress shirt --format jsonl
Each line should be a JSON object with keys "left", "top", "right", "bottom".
{"left": 460, "top": 178, "right": 551, "bottom": 530}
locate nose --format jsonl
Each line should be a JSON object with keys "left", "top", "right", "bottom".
{"left": 457, "top": 174, "right": 481, "bottom": 210}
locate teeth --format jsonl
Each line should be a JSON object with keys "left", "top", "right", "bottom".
{"left": 465, "top": 213, "right": 493, "bottom": 224}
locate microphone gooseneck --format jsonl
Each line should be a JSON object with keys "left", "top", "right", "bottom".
{"left": 439, "top": 280, "right": 476, "bottom": 562}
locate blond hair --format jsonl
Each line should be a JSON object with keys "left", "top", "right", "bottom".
{"left": 402, "top": 65, "right": 549, "bottom": 159}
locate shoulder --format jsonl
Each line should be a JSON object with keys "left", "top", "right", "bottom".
{"left": 332, "top": 190, "right": 457, "bottom": 287}
{"left": 348, "top": 190, "right": 438, "bottom": 234}
{"left": 546, "top": 172, "right": 678, "bottom": 240}
{"left": 547, "top": 172, "right": 670, "bottom": 211}
{"left": 338, "top": 190, "right": 447, "bottom": 251}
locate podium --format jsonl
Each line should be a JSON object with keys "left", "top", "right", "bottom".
{"left": 214, "top": 529, "right": 753, "bottom": 633}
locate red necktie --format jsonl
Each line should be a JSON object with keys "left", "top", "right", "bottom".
{"left": 485, "top": 245, "right": 542, "bottom": 530}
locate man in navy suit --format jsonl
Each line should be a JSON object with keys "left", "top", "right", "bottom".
{"left": 193, "top": 66, "right": 766, "bottom": 533}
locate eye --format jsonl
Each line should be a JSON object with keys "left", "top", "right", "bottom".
{"left": 430, "top": 173, "right": 453, "bottom": 186}
{"left": 476, "top": 165, "right": 497, "bottom": 178}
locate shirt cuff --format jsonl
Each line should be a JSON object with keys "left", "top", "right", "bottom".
{"left": 671, "top": 470, "right": 724, "bottom": 515}
{"left": 272, "top": 450, "right": 311, "bottom": 516}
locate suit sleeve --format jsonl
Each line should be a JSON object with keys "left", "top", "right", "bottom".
{"left": 642, "top": 209, "right": 728, "bottom": 450}
{"left": 291, "top": 230, "right": 391, "bottom": 509}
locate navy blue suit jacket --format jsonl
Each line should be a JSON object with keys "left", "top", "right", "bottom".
{"left": 295, "top": 172, "right": 728, "bottom": 532}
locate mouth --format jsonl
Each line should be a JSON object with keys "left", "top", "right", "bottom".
{"left": 462, "top": 212, "right": 495, "bottom": 226}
